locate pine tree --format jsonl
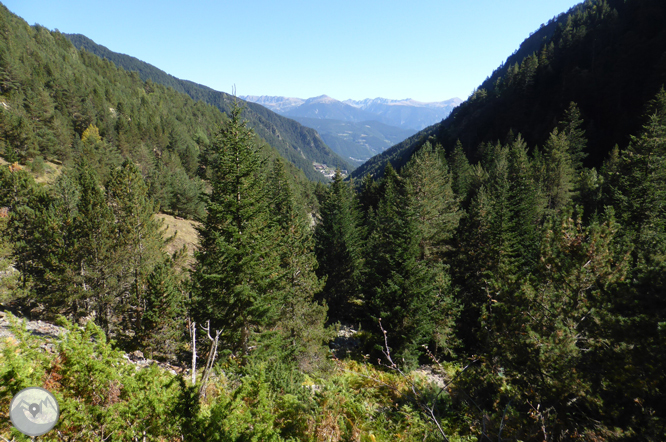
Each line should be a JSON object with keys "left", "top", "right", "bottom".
{"left": 191, "top": 103, "right": 281, "bottom": 359}
{"left": 453, "top": 142, "right": 516, "bottom": 351}
{"left": 106, "top": 159, "right": 166, "bottom": 338}
{"left": 485, "top": 208, "right": 627, "bottom": 439}
{"left": 141, "top": 254, "right": 186, "bottom": 360}
{"left": 541, "top": 127, "right": 575, "bottom": 213}
{"left": 0, "top": 163, "right": 40, "bottom": 293}
{"left": 602, "top": 90, "right": 666, "bottom": 430}
{"left": 560, "top": 102, "right": 588, "bottom": 172}
{"left": 402, "top": 142, "right": 461, "bottom": 263}
{"left": 73, "top": 162, "right": 118, "bottom": 332}
{"left": 449, "top": 140, "right": 473, "bottom": 204}
{"left": 358, "top": 172, "right": 380, "bottom": 217}
{"left": 23, "top": 172, "right": 80, "bottom": 312}
{"left": 506, "top": 135, "right": 545, "bottom": 276}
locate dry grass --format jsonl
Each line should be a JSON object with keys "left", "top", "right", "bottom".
{"left": 155, "top": 213, "right": 201, "bottom": 267}
{"left": 35, "top": 160, "right": 63, "bottom": 185}
{"left": 0, "top": 156, "right": 63, "bottom": 185}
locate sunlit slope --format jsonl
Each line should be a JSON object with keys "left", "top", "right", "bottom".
{"left": 65, "top": 33, "right": 353, "bottom": 179}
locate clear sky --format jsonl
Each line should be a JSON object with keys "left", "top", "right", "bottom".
{"left": 3, "top": 0, "right": 582, "bottom": 103}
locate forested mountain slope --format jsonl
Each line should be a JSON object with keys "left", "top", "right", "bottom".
{"left": 353, "top": 0, "right": 666, "bottom": 179}
{"left": 65, "top": 33, "right": 352, "bottom": 180}
{"left": 289, "top": 117, "right": 417, "bottom": 165}
{"left": 0, "top": 3, "right": 317, "bottom": 218}
{"left": 2, "top": 0, "right": 666, "bottom": 439}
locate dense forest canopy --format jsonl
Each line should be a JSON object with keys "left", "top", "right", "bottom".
{"left": 0, "top": 2, "right": 319, "bottom": 220}
{"left": 1, "top": 0, "right": 665, "bottom": 440}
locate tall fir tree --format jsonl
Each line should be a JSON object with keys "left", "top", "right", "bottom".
{"left": 314, "top": 169, "right": 365, "bottom": 323}
{"left": 0, "top": 162, "right": 40, "bottom": 294}
{"left": 402, "top": 142, "right": 461, "bottom": 263}
{"left": 559, "top": 102, "right": 588, "bottom": 173}
{"left": 72, "top": 162, "right": 118, "bottom": 332}
{"left": 267, "top": 158, "right": 330, "bottom": 370}
{"left": 449, "top": 140, "right": 473, "bottom": 204}
{"left": 506, "top": 134, "right": 545, "bottom": 277}
{"left": 600, "top": 89, "right": 666, "bottom": 433}
{"left": 481, "top": 207, "right": 628, "bottom": 440}
{"left": 191, "top": 102, "right": 281, "bottom": 359}
{"left": 365, "top": 164, "right": 459, "bottom": 364}
{"left": 141, "top": 253, "right": 187, "bottom": 360}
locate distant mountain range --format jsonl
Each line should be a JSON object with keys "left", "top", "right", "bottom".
{"left": 241, "top": 95, "right": 461, "bottom": 164}
{"left": 289, "top": 118, "right": 417, "bottom": 165}
{"left": 241, "top": 95, "right": 461, "bottom": 131}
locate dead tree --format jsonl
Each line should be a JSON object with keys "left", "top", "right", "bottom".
{"left": 190, "top": 320, "right": 196, "bottom": 385}
{"left": 198, "top": 320, "right": 222, "bottom": 399}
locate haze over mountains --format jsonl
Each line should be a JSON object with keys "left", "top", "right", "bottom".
{"left": 242, "top": 94, "right": 461, "bottom": 164}
{"left": 241, "top": 95, "right": 461, "bottom": 131}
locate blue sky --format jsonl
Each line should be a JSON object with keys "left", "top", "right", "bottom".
{"left": 3, "top": 0, "right": 582, "bottom": 102}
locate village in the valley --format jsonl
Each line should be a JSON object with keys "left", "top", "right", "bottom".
{"left": 313, "top": 162, "right": 347, "bottom": 179}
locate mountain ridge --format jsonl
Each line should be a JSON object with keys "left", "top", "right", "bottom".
{"left": 241, "top": 94, "right": 459, "bottom": 164}
{"left": 242, "top": 94, "right": 461, "bottom": 131}
{"left": 64, "top": 33, "right": 352, "bottom": 180}
{"left": 352, "top": 0, "right": 666, "bottom": 180}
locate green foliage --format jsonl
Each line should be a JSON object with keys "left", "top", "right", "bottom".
{"left": 141, "top": 254, "right": 187, "bottom": 360}
{"left": 401, "top": 143, "right": 461, "bottom": 263}
{"left": 268, "top": 158, "right": 332, "bottom": 372}
{"left": 191, "top": 103, "right": 283, "bottom": 358}
{"left": 314, "top": 170, "right": 365, "bottom": 322}
{"left": 2, "top": 1, "right": 666, "bottom": 439}
{"left": 352, "top": 0, "right": 666, "bottom": 181}
{"left": 363, "top": 159, "right": 460, "bottom": 365}
{"left": 0, "top": 314, "right": 186, "bottom": 441}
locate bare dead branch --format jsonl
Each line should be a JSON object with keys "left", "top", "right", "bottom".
{"left": 198, "top": 320, "right": 223, "bottom": 399}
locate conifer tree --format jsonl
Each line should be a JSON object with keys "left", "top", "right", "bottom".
{"left": 73, "top": 163, "right": 118, "bottom": 332}
{"left": 314, "top": 169, "right": 364, "bottom": 322}
{"left": 453, "top": 143, "right": 515, "bottom": 351}
{"left": 365, "top": 164, "right": 458, "bottom": 364}
{"left": 603, "top": 90, "right": 666, "bottom": 425}
{"left": 506, "top": 135, "right": 545, "bottom": 275}
{"left": 191, "top": 102, "right": 281, "bottom": 359}
{"left": 74, "top": 163, "right": 121, "bottom": 333}
{"left": 484, "top": 208, "right": 627, "bottom": 439}
{"left": 141, "top": 254, "right": 187, "bottom": 360}
{"left": 541, "top": 127, "right": 575, "bottom": 213}
{"left": 267, "top": 158, "right": 329, "bottom": 369}
{"left": 24, "top": 172, "right": 80, "bottom": 311}
{"left": 449, "top": 140, "right": 473, "bottom": 205}
{"left": 106, "top": 159, "right": 165, "bottom": 317}
{"left": 402, "top": 142, "right": 461, "bottom": 263}
{"left": 560, "top": 102, "right": 588, "bottom": 172}
{"left": 358, "top": 173, "right": 380, "bottom": 217}
{"left": 0, "top": 163, "right": 40, "bottom": 293}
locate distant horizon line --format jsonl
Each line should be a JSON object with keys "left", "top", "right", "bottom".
{"left": 239, "top": 94, "right": 464, "bottom": 104}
